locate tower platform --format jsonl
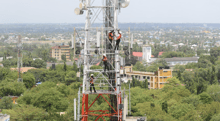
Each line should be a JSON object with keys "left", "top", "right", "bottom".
{"left": 84, "top": 90, "right": 117, "bottom": 95}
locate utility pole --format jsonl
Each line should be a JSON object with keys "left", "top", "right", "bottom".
{"left": 74, "top": 98, "right": 76, "bottom": 121}
{"left": 129, "top": 83, "right": 131, "bottom": 115}
{"left": 128, "top": 27, "right": 131, "bottom": 59}
{"left": 17, "top": 35, "right": 23, "bottom": 82}
{"left": 131, "top": 34, "right": 133, "bottom": 50}
{"left": 74, "top": 27, "right": 76, "bottom": 61}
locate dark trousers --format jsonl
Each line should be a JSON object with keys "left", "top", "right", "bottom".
{"left": 115, "top": 39, "right": 120, "bottom": 50}
{"left": 108, "top": 39, "right": 112, "bottom": 49}
{"left": 104, "top": 62, "right": 109, "bottom": 72}
{"left": 90, "top": 83, "right": 96, "bottom": 92}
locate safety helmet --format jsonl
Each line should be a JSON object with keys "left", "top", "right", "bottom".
{"left": 103, "top": 54, "right": 106, "bottom": 57}
{"left": 109, "top": 29, "right": 114, "bottom": 33}
{"left": 117, "top": 29, "right": 121, "bottom": 34}
{"left": 91, "top": 74, "right": 93, "bottom": 76}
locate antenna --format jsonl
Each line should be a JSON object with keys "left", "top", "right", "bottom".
{"left": 71, "top": 34, "right": 74, "bottom": 49}
{"left": 120, "top": 0, "right": 130, "bottom": 8}
{"left": 131, "top": 34, "right": 133, "bottom": 49}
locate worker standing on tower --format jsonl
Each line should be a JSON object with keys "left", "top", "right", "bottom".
{"left": 102, "top": 54, "right": 109, "bottom": 72}
{"left": 108, "top": 30, "right": 114, "bottom": 49}
{"left": 115, "top": 30, "right": 122, "bottom": 50}
{"left": 90, "top": 74, "right": 96, "bottom": 93}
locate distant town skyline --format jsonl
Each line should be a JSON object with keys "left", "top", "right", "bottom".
{"left": 1, "top": 0, "right": 220, "bottom": 23}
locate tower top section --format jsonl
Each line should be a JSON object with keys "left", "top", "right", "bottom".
{"left": 74, "top": 0, "right": 130, "bottom": 16}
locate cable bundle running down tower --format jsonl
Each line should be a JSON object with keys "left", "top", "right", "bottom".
{"left": 75, "top": 0, "right": 130, "bottom": 121}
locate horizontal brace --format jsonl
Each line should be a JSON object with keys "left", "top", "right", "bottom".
{"left": 84, "top": 53, "right": 116, "bottom": 55}
{"left": 87, "top": 6, "right": 114, "bottom": 8}
{"left": 87, "top": 70, "right": 116, "bottom": 73}
{"left": 88, "top": 110, "right": 109, "bottom": 112}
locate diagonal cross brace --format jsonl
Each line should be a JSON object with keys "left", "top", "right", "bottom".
{"left": 88, "top": 94, "right": 101, "bottom": 109}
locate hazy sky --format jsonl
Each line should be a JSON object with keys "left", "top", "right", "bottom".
{"left": 1, "top": 0, "right": 220, "bottom": 23}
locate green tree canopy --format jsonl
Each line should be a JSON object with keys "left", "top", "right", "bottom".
{"left": 3, "top": 104, "right": 47, "bottom": 121}
{"left": 133, "top": 62, "right": 147, "bottom": 72}
{"left": 17, "top": 81, "right": 68, "bottom": 112}
{"left": 207, "top": 85, "right": 220, "bottom": 102}
{"left": 0, "top": 96, "right": 13, "bottom": 109}
{"left": 211, "top": 114, "right": 220, "bottom": 121}
{"left": 161, "top": 51, "right": 185, "bottom": 58}
{"left": 198, "top": 55, "right": 212, "bottom": 68}
{"left": 169, "top": 103, "right": 194, "bottom": 119}
{"left": 31, "top": 59, "right": 46, "bottom": 68}
{"left": 182, "top": 71, "right": 196, "bottom": 93}
{"left": 61, "top": 54, "right": 67, "bottom": 62}
{"left": 65, "top": 71, "right": 77, "bottom": 85}
{"left": 39, "top": 70, "right": 65, "bottom": 83}
{"left": 0, "top": 81, "right": 26, "bottom": 97}
{"left": 23, "top": 72, "right": 35, "bottom": 89}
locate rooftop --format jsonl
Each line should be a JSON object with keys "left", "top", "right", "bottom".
{"left": 164, "top": 57, "right": 199, "bottom": 62}
{"left": 132, "top": 52, "right": 142, "bottom": 57}
{"left": 158, "top": 51, "right": 164, "bottom": 56}
{"left": 132, "top": 52, "right": 154, "bottom": 58}
{"left": 51, "top": 45, "right": 70, "bottom": 49}
{"left": 51, "top": 46, "right": 61, "bottom": 49}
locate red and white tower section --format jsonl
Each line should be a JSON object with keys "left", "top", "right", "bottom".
{"left": 75, "top": 0, "right": 130, "bottom": 121}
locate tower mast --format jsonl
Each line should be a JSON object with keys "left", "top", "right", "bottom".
{"left": 74, "top": 0, "right": 130, "bottom": 120}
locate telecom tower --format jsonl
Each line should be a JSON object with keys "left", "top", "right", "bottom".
{"left": 75, "top": 0, "right": 129, "bottom": 120}
{"left": 17, "top": 35, "right": 23, "bottom": 82}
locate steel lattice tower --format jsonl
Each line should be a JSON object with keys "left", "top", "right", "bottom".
{"left": 75, "top": 0, "right": 129, "bottom": 120}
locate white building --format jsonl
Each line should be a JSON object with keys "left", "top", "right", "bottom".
{"left": 0, "top": 57, "right": 3, "bottom": 62}
{"left": 0, "top": 113, "right": 10, "bottom": 121}
{"left": 164, "top": 57, "right": 199, "bottom": 67}
{"left": 178, "top": 43, "right": 184, "bottom": 46}
{"left": 142, "top": 45, "right": 151, "bottom": 63}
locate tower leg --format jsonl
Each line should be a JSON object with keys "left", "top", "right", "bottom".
{"left": 118, "top": 93, "right": 122, "bottom": 121}
{"left": 82, "top": 94, "right": 88, "bottom": 121}
{"left": 85, "top": 94, "right": 88, "bottom": 121}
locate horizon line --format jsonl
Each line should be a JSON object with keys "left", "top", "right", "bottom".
{"left": 1, "top": 22, "right": 220, "bottom": 24}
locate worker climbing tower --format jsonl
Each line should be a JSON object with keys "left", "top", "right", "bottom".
{"left": 75, "top": 0, "right": 130, "bottom": 120}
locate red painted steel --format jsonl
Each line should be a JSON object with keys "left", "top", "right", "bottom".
{"left": 81, "top": 93, "right": 122, "bottom": 121}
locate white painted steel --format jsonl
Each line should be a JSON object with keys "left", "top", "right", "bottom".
{"left": 97, "top": 32, "right": 101, "bottom": 47}
{"left": 74, "top": 98, "right": 76, "bottom": 121}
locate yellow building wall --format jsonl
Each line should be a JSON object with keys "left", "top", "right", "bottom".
{"left": 157, "top": 69, "right": 172, "bottom": 89}
{"left": 51, "top": 46, "right": 71, "bottom": 61}
{"left": 61, "top": 46, "right": 71, "bottom": 61}
{"left": 123, "top": 66, "right": 172, "bottom": 90}
{"left": 150, "top": 76, "right": 154, "bottom": 89}
{"left": 160, "top": 84, "right": 165, "bottom": 88}
{"left": 124, "top": 65, "right": 133, "bottom": 73}
{"left": 159, "top": 77, "right": 169, "bottom": 83}
{"left": 158, "top": 69, "right": 172, "bottom": 77}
